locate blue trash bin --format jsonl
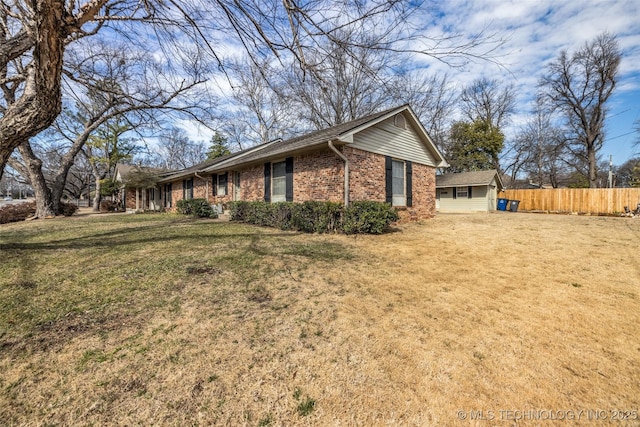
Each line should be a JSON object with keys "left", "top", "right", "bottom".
{"left": 497, "top": 198, "right": 508, "bottom": 211}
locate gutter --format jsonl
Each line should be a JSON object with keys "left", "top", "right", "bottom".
{"left": 328, "top": 140, "right": 349, "bottom": 206}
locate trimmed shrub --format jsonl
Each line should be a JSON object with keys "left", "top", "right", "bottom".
{"left": 227, "top": 200, "right": 397, "bottom": 234}
{"left": 0, "top": 202, "right": 36, "bottom": 224}
{"left": 176, "top": 198, "right": 218, "bottom": 218}
{"left": 59, "top": 202, "right": 79, "bottom": 217}
{"left": 292, "top": 201, "right": 342, "bottom": 233}
{"left": 99, "top": 200, "right": 119, "bottom": 212}
{"left": 227, "top": 201, "right": 249, "bottom": 221}
{"left": 342, "top": 201, "right": 399, "bottom": 234}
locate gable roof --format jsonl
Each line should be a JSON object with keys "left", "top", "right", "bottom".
{"left": 436, "top": 170, "right": 504, "bottom": 190}
{"left": 159, "top": 105, "right": 447, "bottom": 183}
{"left": 114, "top": 164, "right": 171, "bottom": 182}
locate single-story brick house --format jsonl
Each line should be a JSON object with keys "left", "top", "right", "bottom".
{"left": 140, "top": 105, "right": 447, "bottom": 220}
{"left": 113, "top": 164, "right": 171, "bottom": 211}
{"left": 436, "top": 169, "right": 504, "bottom": 212}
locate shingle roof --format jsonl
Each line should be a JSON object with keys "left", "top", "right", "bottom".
{"left": 157, "top": 152, "right": 236, "bottom": 182}
{"left": 115, "top": 164, "right": 171, "bottom": 181}
{"left": 436, "top": 170, "right": 504, "bottom": 189}
{"left": 158, "top": 104, "right": 446, "bottom": 183}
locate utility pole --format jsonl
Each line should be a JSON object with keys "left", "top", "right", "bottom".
{"left": 608, "top": 155, "right": 613, "bottom": 188}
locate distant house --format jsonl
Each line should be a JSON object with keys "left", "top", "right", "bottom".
{"left": 436, "top": 170, "right": 504, "bottom": 212}
{"left": 151, "top": 105, "right": 448, "bottom": 220}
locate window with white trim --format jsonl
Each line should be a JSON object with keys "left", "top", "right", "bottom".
{"left": 392, "top": 159, "right": 406, "bottom": 206}
{"left": 216, "top": 173, "right": 227, "bottom": 196}
{"left": 271, "top": 161, "right": 286, "bottom": 202}
{"left": 456, "top": 186, "right": 468, "bottom": 198}
{"left": 394, "top": 113, "right": 407, "bottom": 129}
{"left": 183, "top": 178, "right": 193, "bottom": 200}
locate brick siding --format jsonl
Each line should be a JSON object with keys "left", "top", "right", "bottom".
{"left": 344, "top": 146, "right": 386, "bottom": 202}
{"left": 160, "top": 146, "right": 436, "bottom": 220}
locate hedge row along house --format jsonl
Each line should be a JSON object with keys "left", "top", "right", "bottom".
{"left": 118, "top": 105, "right": 448, "bottom": 220}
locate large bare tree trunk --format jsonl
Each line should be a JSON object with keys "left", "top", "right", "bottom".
{"left": 588, "top": 145, "right": 598, "bottom": 188}
{"left": 17, "top": 142, "right": 55, "bottom": 218}
{"left": 0, "top": 0, "right": 66, "bottom": 181}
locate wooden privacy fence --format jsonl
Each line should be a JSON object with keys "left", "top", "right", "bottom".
{"left": 498, "top": 188, "right": 640, "bottom": 214}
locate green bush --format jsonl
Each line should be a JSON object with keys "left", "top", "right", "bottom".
{"left": 342, "top": 201, "right": 399, "bottom": 234}
{"left": 99, "top": 200, "right": 119, "bottom": 212}
{"left": 227, "top": 201, "right": 249, "bottom": 221}
{"left": 59, "top": 202, "right": 79, "bottom": 217}
{"left": 176, "top": 198, "right": 218, "bottom": 218}
{"left": 292, "top": 201, "right": 342, "bottom": 233}
{"left": 227, "top": 200, "right": 397, "bottom": 234}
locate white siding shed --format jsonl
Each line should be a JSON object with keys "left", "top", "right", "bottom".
{"left": 436, "top": 170, "right": 504, "bottom": 212}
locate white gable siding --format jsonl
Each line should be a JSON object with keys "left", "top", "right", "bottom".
{"left": 350, "top": 115, "right": 438, "bottom": 166}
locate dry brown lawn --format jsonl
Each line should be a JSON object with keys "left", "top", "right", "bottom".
{"left": 1, "top": 212, "right": 639, "bottom": 426}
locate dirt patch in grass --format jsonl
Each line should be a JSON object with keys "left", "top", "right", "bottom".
{"left": 1, "top": 212, "right": 639, "bottom": 425}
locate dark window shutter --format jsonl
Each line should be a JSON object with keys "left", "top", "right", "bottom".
{"left": 406, "top": 161, "right": 413, "bottom": 207}
{"left": 182, "top": 180, "right": 186, "bottom": 199}
{"left": 285, "top": 157, "right": 294, "bottom": 202}
{"left": 468, "top": 186, "right": 472, "bottom": 199}
{"left": 264, "top": 162, "right": 271, "bottom": 202}
{"left": 453, "top": 187, "right": 457, "bottom": 199}
{"left": 223, "top": 172, "right": 229, "bottom": 195}
{"left": 385, "top": 156, "right": 393, "bottom": 204}
{"left": 212, "top": 176, "right": 217, "bottom": 196}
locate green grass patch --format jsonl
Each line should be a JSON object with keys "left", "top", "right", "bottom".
{"left": 0, "top": 214, "right": 354, "bottom": 354}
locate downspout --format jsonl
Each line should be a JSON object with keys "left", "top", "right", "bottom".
{"left": 328, "top": 140, "right": 349, "bottom": 206}
{"left": 194, "top": 171, "right": 208, "bottom": 196}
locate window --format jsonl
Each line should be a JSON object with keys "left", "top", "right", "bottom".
{"left": 271, "top": 161, "right": 286, "bottom": 202}
{"left": 456, "top": 186, "right": 468, "bottom": 198}
{"left": 385, "top": 156, "right": 412, "bottom": 207}
{"left": 233, "top": 172, "right": 241, "bottom": 200}
{"left": 164, "top": 183, "right": 172, "bottom": 208}
{"left": 394, "top": 113, "right": 407, "bottom": 129}
{"left": 392, "top": 159, "right": 405, "bottom": 206}
{"left": 183, "top": 178, "right": 193, "bottom": 200}
{"left": 453, "top": 186, "right": 472, "bottom": 199}
{"left": 214, "top": 173, "right": 228, "bottom": 196}
{"left": 264, "top": 158, "right": 293, "bottom": 203}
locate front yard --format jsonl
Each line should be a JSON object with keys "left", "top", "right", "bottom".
{"left": 1, "top": 212, "right": 639, "bottom": 425}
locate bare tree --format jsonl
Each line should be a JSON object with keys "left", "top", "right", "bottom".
{"left": 223, "top": 59, "right": 294, "bottom": 147}
{"left": 150, "top": 127, "right": 207, "bottom": 169}
{"left": 540, "top": 32, "right": 621, "bottom": 188}
{"left": 460, "top": 77, "right": 515, "bottom": 131}
{"left": 284, "top": 32, "right": 397, "bottom": 129}
{"left": 8, "top": 38, "right": 207, "bottom": 217}
{"left": 391, "top": 72, "right": 457, "bottom": 151}
{"left": 503, "top": 95, "right": 567, "bottom": 187}
{"left": 1, "top": 0, "right": 506, "bottom": 184}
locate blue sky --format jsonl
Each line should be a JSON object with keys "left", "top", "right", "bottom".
{"left": 185, "top": 0, "right": 639, "bottom": 166}
{"left": 417, "top": 0, "right": 640, "bottom": 165}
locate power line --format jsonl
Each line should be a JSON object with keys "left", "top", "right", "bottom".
{"left": 604, "top": 130, "right": 636, "bottom": 142}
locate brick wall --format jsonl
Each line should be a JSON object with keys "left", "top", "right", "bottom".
{"left": 404, "top": 162, "right": 436, "bottom": 220}
{"left": 236, "top": 164, "right": 264, "bottom": 202}
{"left": 124, "top": 187, "right": 137, "bottom": 210}
{"left": 159, "top": 145, "right": 437, "bottom": 220}
{"left": 294, "top": 149, "right": 345, "bottom": 202}
{"left": 345, "top": 146, "right": 385, "bottom": 202}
